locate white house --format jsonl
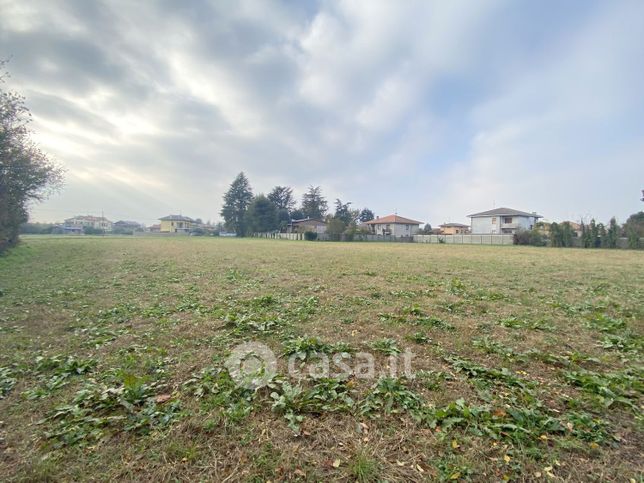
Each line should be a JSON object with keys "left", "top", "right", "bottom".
{"left": 64, "top": 215, "right": 113, "bottom": 232}
{"left": 468, "top": 207, "right": 542, "bottom": 234}
{"left": 365, "top": 214, "right": 422, "bottom": 236}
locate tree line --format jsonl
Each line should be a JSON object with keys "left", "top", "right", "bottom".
{"left": 514, "top": 214, "right": 643, "bottom": 249}
{"left": 219, "top": 172, "right": 375, "bottom": 237}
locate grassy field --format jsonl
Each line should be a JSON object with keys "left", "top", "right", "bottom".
{"left": 0, "top": 237, "right": 642, "bottom": 481}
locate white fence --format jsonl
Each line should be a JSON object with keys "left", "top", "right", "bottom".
{"left": 252, "top": 232, "right": 515, "bottom": 245}
{"left": 413, "top": 234, "right": 514, "bottom": 245}
{"left": 254, "top": 232, "right": 304, "bottom": 240}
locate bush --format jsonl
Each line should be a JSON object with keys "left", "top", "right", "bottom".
{"left": 513, "top": 228, "right": 545, "bottom": 246}
{"left": 326, "top": 218, "right": 346, "bottom": 241}
{"left": 19, "top": 222, "right": 55, "bottom": 234}
{"left": 304, "top": 231, "right": 317, "bottom": 241}
{"left": 83, "top": 226, "right": 105, "bottom": 235}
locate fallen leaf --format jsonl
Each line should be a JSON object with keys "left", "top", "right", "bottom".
{"left": 493, "top": 408, "right": 507, "bottom": 418}
{"left": 332, "top": 459, "right": 341, "bottom": 468}
{"left": 155, "top": 394, "right": 172, "bottom": 404}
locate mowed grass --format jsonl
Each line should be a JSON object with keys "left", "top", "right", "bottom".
{"left": 0, "top": 236, "right": 642, "bottom": 481}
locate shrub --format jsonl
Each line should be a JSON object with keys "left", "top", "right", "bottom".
{"left": 82, "top": 226, "right": 105, "bottom": 235}
{"left": 326, "top": 218, "right": 345, "bottom": 241}
{"left": 304, "top": 231, "right": 317, "bottom": 241}
{"left": 513, "top": 228, "right": 545, "bottom": 246}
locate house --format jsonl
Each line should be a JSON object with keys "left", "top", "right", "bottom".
{"left": 287, "top": 218, "right": 327, "bottom": 234}
{"left": 159, "top": 215, "right": 195, "bottom": 233}
{"left": 468, "top": 207, "right": 542, "bottom": 234}
{"left": 439, "top": 223, "right": 471, "bottom": 235}
{"left": 64, "top": 215, "right": 113, "bottom": 232}
{"left": 148, "top": 224, "right": 161, "bottom": 233}
{"left": 113, "top": 220, "right": 144, "bottom": 233}
{"left": 365, "top": 214, "right": 422, "bottom": 236}
{"left": 59, "top": 224, "right": 83, "bottom": 234}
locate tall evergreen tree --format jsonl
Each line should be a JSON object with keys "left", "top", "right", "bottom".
{"left": 549, "top": 222, "right": 562, "bottom": 247}
{"left": 220, "top": 172, "right": 253, "bottom": 236}
{"left": 334, "top": 199, "right": 355, "bottom": 225}
{"left": 560, "top": 222, "right": 573, "bottom": 247}
{"left": 589, "top": 219, "right": 600, "bottom": 248}
{"left": 623, "top": 211, "right": 643, "bottom": 248}
{"left": 581, "top": 222, "right": 592, "bottom": 248}
{"left": 246, "top": 195, "right": 278, "bottom": 233}
{"left": 606, "top": 217, "right": 619, "bottom": 248}
{"left": 359, "top": 208, "right": 375, "bottom": 223}
{"left": 276, "top": 208, "right": 291, "bottom": 231}
{"left": 290, "top": 208, "right": 305, "bottom": 220}
{"left": 301, "top": 186, "right": 327, "bottom": 219}
{"left": 267, "top": 186, "right": 295, "bottom": 212}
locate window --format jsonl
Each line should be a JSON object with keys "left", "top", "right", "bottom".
{"left": 503, "top": 217, "right": 513, "bottom": 224}
{"left": 491, "top": 217, "right": 497, "bottom": 224}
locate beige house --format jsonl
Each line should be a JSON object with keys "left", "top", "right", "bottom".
{"left": 439, "top": 223, "right": 470, "bottom": 235}
{"left": 159, "top": 215, "right": 195, "bottom": 233}
{"left": 287, "top": 218, "right": 327, "bottom": 234}
{"left": 365, "top": 214, "right": 422, "bottom": 236}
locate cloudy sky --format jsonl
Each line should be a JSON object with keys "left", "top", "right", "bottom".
{"left": 2, "top": 0, "right": 643, "bottom": 226}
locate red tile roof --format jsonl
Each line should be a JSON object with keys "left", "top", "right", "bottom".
{"left": 365, "top": 214, "right": 422, "bottom": 225}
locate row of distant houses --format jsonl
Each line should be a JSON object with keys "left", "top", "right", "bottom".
{"left": 286, "top": 207, "right": 544, "bottom": 236}
{"left": 61, "top": 207, "right": 549, "bottom": 237}
{"left": 61, "top": 214, "right": 217, "bottom": 234}
{"left": 61, "top": 216, "right": 140, "bottom": 234}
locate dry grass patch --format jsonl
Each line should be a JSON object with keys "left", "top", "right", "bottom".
{"left": 0, "top": 237, "right": 642, "bottom": 481}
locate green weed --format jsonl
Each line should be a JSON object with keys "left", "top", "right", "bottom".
{"left": 446, "top": 356, "right": 533, "bottom": 392}
{"left": 42, "top": 375, "right": 181, "bottom": 447}
{"left": 407, "top": 332, "right": 431, "bottom": 344}
{"left": 563, "top": 368, "right": 643, "bottom": 409}
{"left": 270, "top": 377, "right": 354, "bottom": 432}
{"left": 0, "top": 366, "right": 17, "bottom": 398}
{"left": 370, "top": 338, "right": 401, "bottom": 355}
{"left": 415, "top": 370, "right": 452, "bottom": 390}
{"left": 360, "top": 377, "right": 423, "bottom": 416}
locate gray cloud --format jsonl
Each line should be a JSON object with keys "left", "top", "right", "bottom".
{"left": 1, "top": 0, "right": 642, "bottom": 225}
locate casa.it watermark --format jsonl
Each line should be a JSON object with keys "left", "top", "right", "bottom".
{"left": 225, "top": 341, "right": 414, "bottom": 389}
